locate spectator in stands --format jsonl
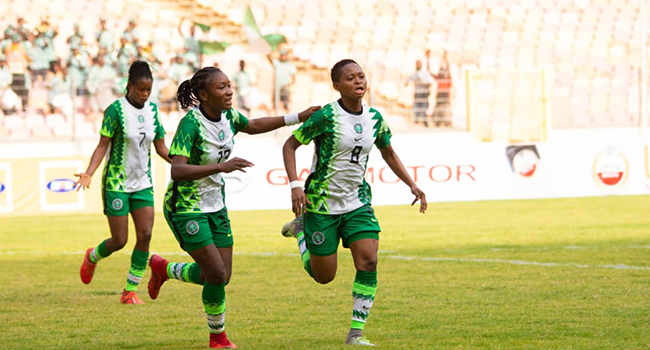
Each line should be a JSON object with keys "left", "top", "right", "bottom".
{"left": 87, "top": 55, "right": 118, "bottom": 115}
{"left": 4, "top": 32, "right": 29, "bottom": 112}
{"left": 167, "top": 54, "right": 192, "bottom": 91}
{"left": 67, "top": 24, "right": 84, "bottom": 50}
{"left": 67, "top": 45, "right": 91, "bottom": 95}
{"left": 116, "top": 37, "right": 138, "bottom": 75}
{"left": 96, "top": 18, "right": 114, "bottom": 51}
{"left": 405, "top": 51, "right": 434, "bottom": 127}
{"left": 29, "top": 33, "right": 51, "bottom": 82}
{"left": 232, "top": 59, "right": 252, "bottom": 115}
{"left": 268, "top": 49, "right": 296, "bottom": 114}
{"left": 179, "top": 18, "right": 201, "bottom": 58}
{"left": 122, "top": 19, "right": 141, "bottom": 45}
{"left": 432, "top": 50, "right": 453, "bottom": 127}
{"left": 47, "top": 60, "right": 73, "bottom": 117}
{"left": 0, "top": 57, "right": 21, "bottom": 115}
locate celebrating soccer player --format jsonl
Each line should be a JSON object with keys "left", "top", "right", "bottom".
{"left": 75, "top": 61, "right": 171, "bottom": 304}
{"left": 146, "top": 66, "right": 320, "bottom": 349}
{"left": 280, "top": 59, "right": 427, "bottom": 346}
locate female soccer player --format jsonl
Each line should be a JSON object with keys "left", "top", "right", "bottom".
{"left": 280, "top": 59, "right": 427, "bottom": 346}
{"left": 75, "top": 60, "right": 171, "bottom": 304}
{"left": 146, "top": 66, "right": 320, "bottom": 349}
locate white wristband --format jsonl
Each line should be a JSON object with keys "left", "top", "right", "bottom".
{"left": 289, "top": 180, "right": 302, "bottom": 189}
{"left": 284, "top": 113, "right": 300, "bottom": 126}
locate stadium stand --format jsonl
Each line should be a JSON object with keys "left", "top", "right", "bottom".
{"left": 0, "top": 0, "right": 647, "bottom": 140}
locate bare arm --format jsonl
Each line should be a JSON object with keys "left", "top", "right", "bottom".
{"left": 283, "top": 135, "right": 311, "bottom": 216}
{"left": 74, "top": 135, "right": 111, "bottom": 190}
{"left": 241, "top": 105, "right": 321, "bottom": 135}
{"left": 153, "top": 137, "right": 172, "bottom": 164}
{"left": 170, "top": 155, "right": 254, "bottom": 181}
{"left": 379, "top": 145, "right": 427, "bottom": 213}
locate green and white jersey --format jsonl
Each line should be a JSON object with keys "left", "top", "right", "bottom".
{"left": 164, "top": 107, "right": 249, "bottom": 214}
{"left": 293, "top": 100, "right": 392, "bottom": 215}
{"left": 100, "top": 97, "right": 165, "bottom": 192}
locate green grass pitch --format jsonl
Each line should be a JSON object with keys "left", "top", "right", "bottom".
{"left": 1, "top": 195, "right": 649, "bottom": 349}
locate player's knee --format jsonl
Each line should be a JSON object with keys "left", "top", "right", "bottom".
{"left": 358, "top": 257, "right": 377, "bottom": 272}
{"left": 314, "top": 271, "right": 336, "bottom": 284}
{"left": 112, "top": 236, "right": 128, "bottom": 250}
{"left": 136, "top": 229, "right": 152, "bottom": 243}
{"left": 204, "top": 269, "right": 227, "bottom": 285}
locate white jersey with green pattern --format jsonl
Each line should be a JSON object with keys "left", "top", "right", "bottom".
{"left": 164, "top": 107, "right": 249, "bottom": 214}
{"left": 100, "top": 97, "right": 166, "bottom": 192}
{"left": 293, "top": 100, "right": 392, "bottom": 215}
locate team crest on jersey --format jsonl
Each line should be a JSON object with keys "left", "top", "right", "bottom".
{"left": 112, "top": 199, "right": 123, "bottom": 210}
{"left": 186, "top": 221, "right": 200, "bottom": 235}
{"left": 312, "top": 231, "right": 325, "bottom": 245}
{"left": 218, "top": 130, "right": 225, "bottom": 141}
{"left": 354, "top": 123, "right": 363, "bottom": 134}
{"left": 137, "top": 115, "right": 145, "bottom": 123}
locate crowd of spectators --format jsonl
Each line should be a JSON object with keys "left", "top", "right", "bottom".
{"left": 0, "top": 16, "right": 202, "bottom": 122}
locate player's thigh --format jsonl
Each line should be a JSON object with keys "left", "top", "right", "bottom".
{"left": 106, "top": 214, "right": 129, "bottom": 241}
{"left": 206, "top": 208, "right": 233, "bottom": 248}
{"left": 340, "top": 205, "right": 381, "bottom": 249}
{"left": 303, "top": 211, "right": 341, "bottom": 257}
{"left": 349, "top": 238, "right": 379, "bottom": 272}
{"left": 217, "top": 247, "right": 233, "bottom": 284}
{"left": 129, "top": 188, "right": 155, "bottom": 238}
{"left": 187, "top": 243, "right": 227, "bottom": 285}
{"left": 163, "top": 210, "right": 215, "bottom": 253}
{"left": 103, "top": 190, "right": 130, "bottom": 217}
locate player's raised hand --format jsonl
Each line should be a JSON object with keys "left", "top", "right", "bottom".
{"left": 410, "top": 185, "right": 427, "bottom": 213}
{"left": 291, "top": 187, "right": 311, "bottom": 216}
{"left": 74, "top": 173, "right": 91, "bottom": 191}
{"left": 298, "top": 106, "right": 322, "bottom": 122}
{"left": 219, "top": 157, "right": 254, "bottom": 173}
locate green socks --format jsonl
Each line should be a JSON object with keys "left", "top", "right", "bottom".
{"left": 167, "top": 262, "right": 203, "bottom": 285}
{"left": 125, "top": 249, "right": 148, "bottom": 292}
{"left": 351, "top": 270, "right": 377, "bottom": 330}
{"left": 203, "top": 282, "right": 226, "bottom": 334}
{"left": 296, "top": 232, "right": 314, "bottom": 278}
{"left": 89, "top": 239, "right": 112, "bottom": 264}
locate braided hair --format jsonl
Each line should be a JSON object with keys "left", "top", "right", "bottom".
{"left": 126, "top": 60, "right": 153, "bottom": 94}
{"left": 177, "top": 66, "right": 222, "bottom": 109}
{"left": 330, "top": 59, "right": 359, "bottom": 83}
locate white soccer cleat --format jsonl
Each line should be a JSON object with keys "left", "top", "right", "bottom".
{"left": 280, "top": 217, "right": 303, "bottom": 238}
{"left": 345, "top": 336, "right": 376, "bottom": 346}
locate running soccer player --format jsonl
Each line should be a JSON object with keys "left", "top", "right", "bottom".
{"left": 280, "top": 59, "right": 427, "bottom": 346}
{"left": 146, "top": 66, "right": 320, "bottom": 349}
{"left": 75, "top": 61, "right": 171, "bottom": 304}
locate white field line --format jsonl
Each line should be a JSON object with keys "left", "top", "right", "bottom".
{"left": 0, "top": 250, "right": 648, "bottom": 271}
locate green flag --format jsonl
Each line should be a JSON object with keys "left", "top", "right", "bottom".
{"left": 263, "top": 33, "right": 287, "bottom": 52}
{"left": 193, "top": 22, "right": 211, "bottom": 33}
{"left": 199, "top": 40, "right": 230, "bottom": 55}
{"left": 243, "top": 6, "right": 271, "bottom": 54}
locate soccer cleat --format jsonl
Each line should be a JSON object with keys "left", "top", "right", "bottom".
{"left": 345, "top": 336, "right": 376, "bottom": 346}
{"left": 280, "top": 217, "right": 303, "bottom": 238}
{"left": 120, "top": 290, "right": 145, "bottom": 304}
{"left": 80, "top": 248, "right": 97, "bottom": 284}
{"left": 210, "top": 332, "right": 237, "bottom": 349}
{"left": 147, "top": 254, "right": 169, "bottom": 300}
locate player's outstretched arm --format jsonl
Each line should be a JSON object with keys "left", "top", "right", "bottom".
{"left": 379, "top": 145, "right": 427, "bottom": 213}
{"left": 241, "top": 106, "right": 321, "bottom": 135}
{"left": 283, "top": 135, "right": 311, "bottom": 216}
{"left": 74, "top": 135, "right": 111, "bottom": 191}
{"left": 170, "top": 155, "right": 253, "bottom": 181}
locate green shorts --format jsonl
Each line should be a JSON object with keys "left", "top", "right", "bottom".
{"left": 163, "top": 208, "right": 233, "bottom": 252}
{"left": 103, "top": 188, "right": 154, "bottom": 217}
{"left": 303, "top": 205, "right": 380, "bottom": 256}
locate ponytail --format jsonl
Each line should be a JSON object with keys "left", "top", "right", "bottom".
{"left": 176, "top": 66, "right": 222, "bottom": 109}
{"left": 177, "top": 79, "right": 197, "bottom": 109}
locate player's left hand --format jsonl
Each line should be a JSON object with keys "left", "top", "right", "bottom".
{"left": 298, "top": 106, "right": 322, "bottom": 122}
{"left": 74, "top": 173, "right": 91, "bottom": 191}
{"left": 410, "top": 185, "right": 427, "bottom": 213}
